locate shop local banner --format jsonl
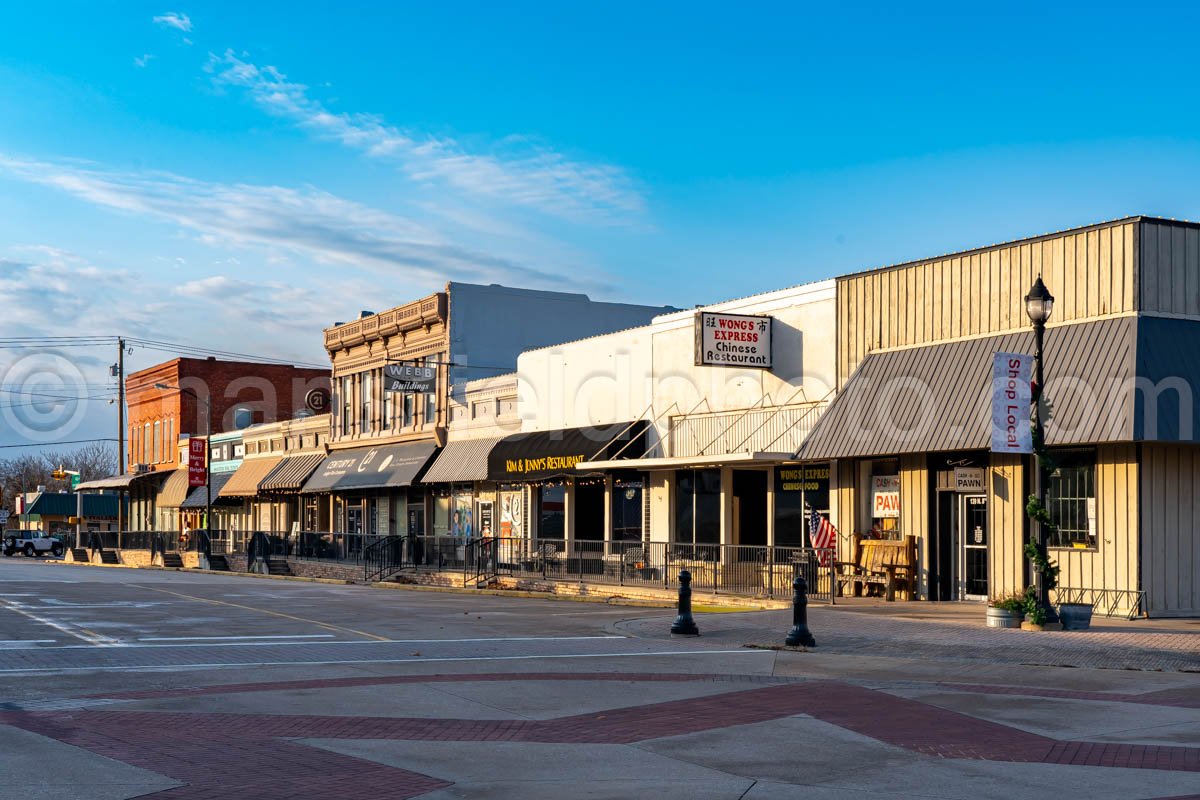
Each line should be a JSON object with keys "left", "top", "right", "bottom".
{"left": 991, "top": 352, "right": 1032, "bottom": 454}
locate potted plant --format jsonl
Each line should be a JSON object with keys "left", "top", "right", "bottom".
{"left": 1058, "top": 601, "right": 1094, "bottom": 631}
{"left": 986, "top": 594, "right": 1025, "bottom": 628}
{"left": 1020, "top": 586, "right": 1048, "bottom": 631}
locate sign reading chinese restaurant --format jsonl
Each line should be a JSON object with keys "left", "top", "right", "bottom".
{"left": 990, "top": 352, "right": 1033, "bottom": 454}
{"left": 695, "top": 311, "right": 772, "bottom": 368}
{"left": 383, "top": 363, "right": 436, "bottom": 394}
{"left": 188, "top": 438, "right": 207, "bottom": 488}
{"left": 871, "top": 475, "right": 900, "bottom": 518}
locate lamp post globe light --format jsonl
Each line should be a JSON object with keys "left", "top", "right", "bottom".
{"left": 1024, "top": 277, "right": 1058, "bottom": 624}
{"left": 155, "top": 383, "right": 213, "bottom": 558}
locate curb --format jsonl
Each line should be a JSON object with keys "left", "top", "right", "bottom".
{"left": 38, "top": 558, "right": 771, "bottom": 611}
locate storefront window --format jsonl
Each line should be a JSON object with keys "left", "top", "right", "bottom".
{"left": 612, "top": 475, "right": 645, "bottom": 543}
{"left": 1047, "top": 448, "right": 1097, "bottom": 548}
{"left": 403, "top": 393, "right": 415, "bottom": 428}
{"left": 868, "top": 460, "right": 901, "bottom": 538}
{"left": 674, "top": 469, "right": 720, "bottom": 546}
{"left": 452, "top": 485, "right": 474, "bottom": 537}
{"left": 381, "top": 374, "right": 393, "bottom": 429}
{"left": 433, "top": 492, "right": 451, "bottom": 537}
{"left": 774, "top": 464, "right": 830, "bottom": 548}
{"left": 538, "top": 485, "right": 566, "bottom": 540}
{"left": 345, "top": 498, "right": 364, "bottom": 535}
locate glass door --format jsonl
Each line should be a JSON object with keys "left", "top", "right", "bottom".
{"left": 959, "top": 494, "right": 988, "bottom": 600}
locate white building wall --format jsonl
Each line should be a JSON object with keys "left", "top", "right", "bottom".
{"left": 517, "top": 280, "right": 838, "bottom": 443}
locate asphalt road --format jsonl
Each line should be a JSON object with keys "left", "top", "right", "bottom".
{"left": 2, "top": 558, "right": 1198, "bottom": 800}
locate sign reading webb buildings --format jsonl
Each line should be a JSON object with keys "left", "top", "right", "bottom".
{"left": 695, "top": 311, "right": 772, "bottom": 368}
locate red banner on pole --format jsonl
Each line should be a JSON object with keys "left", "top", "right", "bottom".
{"left": 188, "top": 438, "right": 207, "bottom": 487}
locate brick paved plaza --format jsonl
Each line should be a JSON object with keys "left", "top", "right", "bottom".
{"left": 1, "top": 559, "right": 1198, "bottom": 799}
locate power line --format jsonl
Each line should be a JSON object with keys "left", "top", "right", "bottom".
{"left": 0, "top": 438, "right": 118, "bottom": 449}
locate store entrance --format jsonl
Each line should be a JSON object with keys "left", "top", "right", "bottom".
{"left": 732, "top": 470, "right": 768, "bottom": 547}
{"left": 961, "top": 495, "right": 988, "bottom": 600}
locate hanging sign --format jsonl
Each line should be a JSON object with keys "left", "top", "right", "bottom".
{"left": 383, "top": 363, "right": 436, "bottom": 394}
{"left": 991, "top": 352, "right": 1033, "bottom": 454}
{"left": 695, "top": 312, "right": 772, "bottom": 368}
{"left": 188, "top": 438, "right": 208, "bottom": 487}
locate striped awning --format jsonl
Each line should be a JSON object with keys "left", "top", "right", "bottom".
{"left": 220, "top": 456, "right": 283, "bottom": 497}
{"left": 421, "top": 435, "right": 505, "bottom": 483}
{"left": 157, "top": 469, "right": 192, "bottom": 509}
{"left": 260, "top": 452, "right": 326, "bottom": 492}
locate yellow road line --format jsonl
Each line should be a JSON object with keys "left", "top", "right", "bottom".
{"left": 136, "top": 584, "right": 391, "bottom": 642}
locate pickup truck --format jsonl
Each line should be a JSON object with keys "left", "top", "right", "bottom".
{"left": 2, "top": 531, "right": 65, "bottom": 558}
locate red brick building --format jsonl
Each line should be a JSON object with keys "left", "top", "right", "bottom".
{"left": 125, "top": 357, "right": 330, "bottom": 473}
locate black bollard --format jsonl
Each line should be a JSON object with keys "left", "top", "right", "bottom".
{"left": 671, "top": 569, "right": 700, "bottom": 636}
{"left": 785, "top": 574, "right": 817, "bottom": 647}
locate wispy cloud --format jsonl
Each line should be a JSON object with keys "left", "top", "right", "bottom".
{"left": 134, "top": 54, "right": 155, "bottom": 68}
{"left": 206, "top": 50, "right": 645, "bottom": 224}
{"left": 153, "top": 12, "right": 192, "bottom": 32}
{"left": 0, "top": 154, "right": 570, "bottom": 288}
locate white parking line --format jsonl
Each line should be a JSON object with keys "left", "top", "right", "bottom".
{"left": 0, "top": 639, "right": 56, "bottom": 645}
{"left": 0, "top": 648, "right": 769, "bottom": 675}
{"left": 137, "top": 634, "right": 336, "bottom": 642}
{"left": 0, "top": 635, "right": 626, "bottom": 651}
{"left": 0, "top": 598, "right": 123, "bottom": 647}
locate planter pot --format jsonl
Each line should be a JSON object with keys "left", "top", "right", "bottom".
{"left": 986, "top": 607, "right": 1023, "bottom": 629}
{"left": 1058, "top": 603, "right": 1094, "bottom": 631}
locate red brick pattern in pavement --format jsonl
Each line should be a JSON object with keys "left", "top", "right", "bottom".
{"left": 4, "top": 675, "right": 1200, "bottom": 800}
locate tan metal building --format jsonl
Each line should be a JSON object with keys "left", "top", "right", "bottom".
{"left": 801, "top": 216, "right": 1200, "bottom": 616}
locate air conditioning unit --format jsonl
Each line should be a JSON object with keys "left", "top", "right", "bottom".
{"left": 133, "top": 463, "right": 152, "bottom": 475}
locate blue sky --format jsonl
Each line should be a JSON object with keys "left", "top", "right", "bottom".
{"left": 3, "top": 2, "right": 1200, "bottom": 448}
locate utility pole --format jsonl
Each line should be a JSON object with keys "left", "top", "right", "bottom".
{"left": 117, "top": 337, "right": 126, "bottom": 534}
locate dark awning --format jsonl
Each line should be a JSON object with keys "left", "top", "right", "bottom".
{"left": 799, "top": 317, "right": 1137, "bottom": 460}
{"left": 488, "top": 421, "right": 648, "bottom": 482}
{"left": 301, "top": 441, "right": 438, "bottom": 493}
{"left": 260, "top": 452, "right": 326, "bottom": 492}
{"left": 24, "top": 492, "right": 120, "bottom": 518}
{"left": 179, "top": 471, "right": 242, "bottom": 509}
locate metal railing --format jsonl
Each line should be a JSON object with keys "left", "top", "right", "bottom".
{"left": 1052, "top": 587, "right": 1148, "bottom": 620}
{"left": 459, "top": 538, "right": 834, "bottom": 601}
{"left": 363, "top": 535, "right": 407, "bottom": 581}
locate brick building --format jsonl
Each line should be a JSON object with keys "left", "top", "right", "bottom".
{"left": 125, "top": 357, "right": 330, "bottom": 473}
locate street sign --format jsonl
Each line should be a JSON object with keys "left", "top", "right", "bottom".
{"left": 383, "top": 363, "right": 436, "bottom": 393}
{"left": 70, "top": 474, "right": 80, "bottom": 490}
{"left": 0, "top": 510, "right": 9, "bottom": 525}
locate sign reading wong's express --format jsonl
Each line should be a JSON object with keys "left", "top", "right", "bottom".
{"left": 991, "top": 352, "right": 1033, "bottom": 454}
{"left": 188, "top": 437, "right": 207, "bottom": 488}
{"left": 383, "top": 363, "right": 436, "bottom": 394}
{"left": 695, "top": 311, "right": 772, "bottom": 368}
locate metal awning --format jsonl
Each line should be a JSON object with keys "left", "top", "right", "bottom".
{"left": 301, "top": 441, "right": 438, "bottom": 493}
{"left": 487, "top": 422, "right": 648, "bottom": 482}
{"left": 179, "top": 471, "right": 241, "bottom": 509}
{"left": 578, "top": 451, "right": 794, "bottom": 471}
{"left": 220, "top": 456, "right": 284, "bottom": 497}
{"left": 260, "top": 453, "right": 326, "bottom": 492}
{"left": 156, "top": 469, "right": 192, "bottom": 509}
{"left": 421, "top": 435, "right": 505, "bottom": 483}
{"left": 74, "top": 472, "right": 162, "bottom": 491}
{"left": 799, "top": 317, "right": 1137, "bottom": 460}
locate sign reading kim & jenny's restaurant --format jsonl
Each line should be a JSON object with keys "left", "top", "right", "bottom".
{"left": 695, "top": 311, "right": 772, "bottom": 368}
{"left": 383, "top": 363, "right": 436, "bottom": 394}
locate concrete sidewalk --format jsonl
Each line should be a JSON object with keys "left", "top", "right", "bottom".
{"left": 618, "top": 601, "right": 1200, "bottom": 672}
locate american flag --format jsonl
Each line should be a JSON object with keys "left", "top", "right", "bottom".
{"left": 807, "top": 504, "right": 837, "bottom": 564}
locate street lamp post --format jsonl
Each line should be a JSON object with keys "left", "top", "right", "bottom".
{"left": 155, "top": 383, "right": 213, "bottom": 558}
{"left": 1024, "top": 276, "right": 1058, "bottom": 624}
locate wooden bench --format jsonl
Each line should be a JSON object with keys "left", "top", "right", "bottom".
{"left": 835, "top": 534, "right": 917, "bottom": 601}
